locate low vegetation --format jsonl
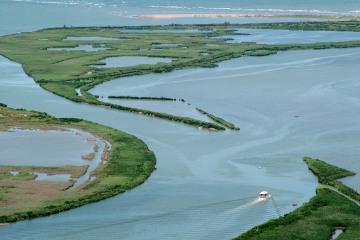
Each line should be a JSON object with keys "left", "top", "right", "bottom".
{"left": 108, "top": 96, "right": 176, "bottom": 101}
{"left": 234, "top": 157, "right": 360, "bottom": 240}
{"left": 304, "top": 157, "right": 359, "bottom": 202}
{"left": 196, "top": 108, "right": 240, "bottom": 131}
{"left": 238, "top": 20, "right": 360, "bottom": 32}
{"left": 104, "top": 101, "right": 226, "bottom": 131}
{"left": 0, "top": 165, "right": 88, "bottom": 179}
{"left": 0, "top": 105, "right": 156, "bottom": 223}
{"left": 303, "top": 157, "right": 355, "bottom": 183}
{"left": 2, "top": 21, "right": 360, "bottom": 130}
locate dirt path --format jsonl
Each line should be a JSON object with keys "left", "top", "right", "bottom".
{"left": 318, "top": 184, "right": 360, "bottom": 207}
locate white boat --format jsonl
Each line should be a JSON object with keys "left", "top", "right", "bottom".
{"left": 258, "top": 191, "right": 270, "bottom": 200}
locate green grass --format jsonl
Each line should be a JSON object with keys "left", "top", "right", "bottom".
{"left": 108, "top": 96, "right": 176, "bottom": 101}
{"left": 235, "top": 189, "right": 360, "bottom": 240}
{"left": 0, "top": 172, "right": 36, "bottom": 181}
{"left": 234, "top": 158, "right": 360, "bottom": 240}
{"left": 0, "top": 165, "right": 89, "bottom": 178}
{"left": 304, "top": 157, "right": 360, "bottom": 203}
{"left": 238, "top": 20, "right": 360, "bottom": 32}
{"left": 196, "top": 108, "right": 240, "bottom": 131}
{"left": 303, "top": 157, "right": 356, "bottom": 183}
{"left": 0, "top": 105, "right": 156, "bottom": 223}
{"left": 3, "top": 22, "right": 360, "bottom": 130}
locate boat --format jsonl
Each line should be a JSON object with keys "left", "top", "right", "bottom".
{"left": 258, "top": 191, "right": 270, "bottom": 200}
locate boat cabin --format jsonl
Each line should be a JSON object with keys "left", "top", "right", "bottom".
{"left": 259, "top": 191, "right": 269, "bottom": 199}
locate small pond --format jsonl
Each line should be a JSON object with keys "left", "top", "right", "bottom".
{"left": 35, "top": 173, "right": 72, "bottom": 182}
{"left": 48, "top": 45, "right": 107, "bottom": 52}
{"left": 94, "top": 56, "right": 172, "bottom": 68}
{"left": 219, "top": 28, "right": 360, "bottom": 44}
{"left": 331, "top": 228, "right": 344, "bottom": 240}
{"left": 119, "top": 29, "right": 212, "bottom": 33}
{"left": 0, "top": 128, "right": 96, "bottom": 166}
{"left": 152, "top": 43, "right": 185, "bottom": 48}
{"left": 0, "top": 128, "right": 108, "bottom": 186}
{"left": 64, "top": 36, "right": 120, "bottom": 41}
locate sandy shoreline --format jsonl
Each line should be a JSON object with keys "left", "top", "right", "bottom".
{"left": 136, "top": 13, "right": 268, "bottom": 19}
{"left": 135, "top": 13, "right": 360, "bottom": 20}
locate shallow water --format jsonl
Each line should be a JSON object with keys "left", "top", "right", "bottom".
{"left": 0, "top": 0, "right": 317, "bottom": 36}
{"left": 331, "top": 229, "right": 344, "bottom": 240}
{"left": 101, "top": 97, "right": 210, "bottom": 121}
{"left": 222, "top": 28, "right": 360, "bottom": 44}
{"left": 120, "top": 29, "right": 212, "bottom": 33}
{"left": 0, "top": 129, "right": 94, "bottom": 167}
{"left": 1, "top": 1, "right": 360, "bottom": 238}
{"left": 91, "top": 48, "right": 360, "bottom": 193}
{"left": 152, "top": 43, "right": 182, "bottom": 48}
{"left": 4, "top": 0, "right": 360, "bottom": 21}
{"left": 64, "top": 36, "right": 120, "bottom": 41}
{"left": 48, "top": 45, "right": 107, "bottom": 52}
{"left": 0, "top": 128, "right": 107, "bottom": 186}
{"left": 95, "top": 56, "right": 173, "bottom": 68}
{"left": 4, "top": 46, "right": 360, "bottom": 239}
{"left": 73, "top": 135, "right": 108, "bottom": 188}
{"left": 35, "top": 172, "right": 72, "bottom": 182}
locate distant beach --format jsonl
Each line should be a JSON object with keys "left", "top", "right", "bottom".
{"left": 135, "top": 13, "right": 360, "bottom": 20}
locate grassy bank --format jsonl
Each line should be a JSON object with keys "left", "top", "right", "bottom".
{"left": 196, "top": 108, "right": 240, "bottom": 131}
{"left": 108, "top": 96, "right": 176, "bottom": 101}
{"left": 234, "top": 157, "right": 360, "bottom": 240}
{"left": 304, "top": 157, "right": 359, "bottom": 203}
{"left": 104, "top": 101, "right": 226, "bottom": 131}
{"left": 238, "top": 20, "right": 360, "bottom": 32}
{"left": 0, "top": 105, "right": 156, "bottom": 223}
{"left": 0, "top": 165, "right": 88, "bottom": 179}
{"left": 2, "top": 22, "right": 360, "bottom": 130}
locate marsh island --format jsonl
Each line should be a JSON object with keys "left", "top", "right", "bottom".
{"left": 0, "top": 104, "right": 155, "bottom": 223}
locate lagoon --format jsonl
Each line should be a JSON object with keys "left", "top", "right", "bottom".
{"left": 64, "top": 36, "right": 120, "bottom": 41}
{"left": 1, "top": 1, "right": 360, "bottom": 238}
{"left": 0, "top": 129, "right": 95, "bottom": 167}
{"left": 3, "top": 46, "right": 360, "bottom": 239}
{"left": 0, "top": 128, "right": 108, "bottom": 187}
{"left": 48, "top": 44, "right": 107, "bottom": 52}
{"left": 221, "top": 28, "right": 360, "bottom": 44}
{"left": 94, "top": 56, "right": 173, "bottom": 68}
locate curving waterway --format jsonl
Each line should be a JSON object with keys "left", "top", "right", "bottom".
{"left": 2, "top": 45, "right": 360, "bottom": 239}
{"left": 1, "top": 1, "right": 360, "bottom": 239}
